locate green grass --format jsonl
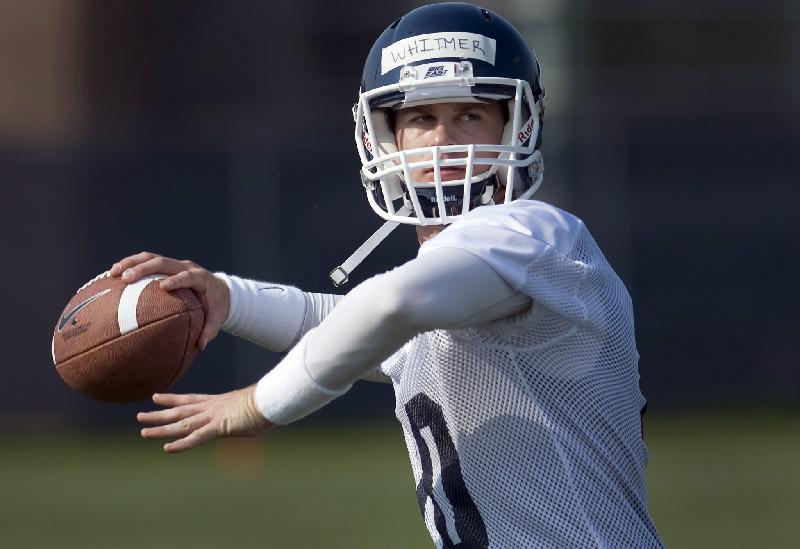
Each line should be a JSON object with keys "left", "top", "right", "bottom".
{"left": 0, "top": 411, "right": 798, "bottom": 549}
{"left": 0, "top": 423, "right": 429, "bottom": 549}
{"left": 646, "top": 410, "right": 800, "bottom": 549}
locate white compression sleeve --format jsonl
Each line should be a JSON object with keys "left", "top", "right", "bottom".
{"left": 215, "top": 274, "right": 342, "bottom": 352}
{"left": 255, "top": 247, "right": 531, "bottom": 424}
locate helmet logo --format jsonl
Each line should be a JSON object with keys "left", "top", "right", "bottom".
{"left": 424, "top": 65, "right": 447, "bottom": 79}
{"left": 381, "top": 32, "right": 496, "bottom": 74}
{"left": 361, "top": 131, "right": 374, "bottom": 154}
{"left": 517, "top": 115, "right": 535, "bottom": 144}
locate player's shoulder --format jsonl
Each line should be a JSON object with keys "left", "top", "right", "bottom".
{"left": 445, "top": 200, "right": 585, "bottom": 255}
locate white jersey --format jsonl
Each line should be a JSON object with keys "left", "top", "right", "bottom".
{"left": 380, "top": 200, "right": 663, "bottom": 549}
{"left": 222, "top": 199, "right": 662, "bottom": 548}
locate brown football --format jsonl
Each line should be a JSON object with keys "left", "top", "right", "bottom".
{"left": 52, "top": 272, "right": 205, "bottom": 402}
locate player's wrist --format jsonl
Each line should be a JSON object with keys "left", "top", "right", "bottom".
{"left": 243, "top": 384, "right": 274, "bottom": 433}
{"left": 213, "top": 272, "right": 235, "bottom": 330}
{"left": 215, "top": 274, "right": 231, "bottom": 328}
{"left": 254, "top": 337, "right": 351, "bottom": 425}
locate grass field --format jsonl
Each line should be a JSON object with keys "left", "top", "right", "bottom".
{"left": 1, "top": 410, "right": 798, "bottom": 549}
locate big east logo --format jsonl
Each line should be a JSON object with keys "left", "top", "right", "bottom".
{"left": 424, "top": 65, "right": 447, "bottom": 78}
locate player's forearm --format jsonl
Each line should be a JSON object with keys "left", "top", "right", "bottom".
{"left": 254, "top": 247, "right": 530, "bottom": 424}
{"left": 215, "top": 273, "right": 342, "bottom": 352}
{"left": 253, "top": 274, "right": 419, "bottom": 424}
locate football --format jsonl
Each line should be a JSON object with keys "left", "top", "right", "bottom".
{"left": 52, "top": 271, "right": 205, "bottom": 402}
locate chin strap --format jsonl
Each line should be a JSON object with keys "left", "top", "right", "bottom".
{"left": 329, "top": 206, "right": 411, "bottom": 287}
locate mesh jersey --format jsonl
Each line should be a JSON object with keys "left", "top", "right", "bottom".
{"left": 380, "top": 200, "right": 663, "bottom": 549}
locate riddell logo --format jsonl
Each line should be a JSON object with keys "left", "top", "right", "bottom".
{"left": 424, "top": 65, "right": 447, "bottom": 78}
{"left": 423, "top": 193, "right": 458, "bottom": 203}
{"left": 362, "top": 132, "right": 374, "bottom": 154}
{"left": 517, "top": 116, "right": 535, "bottom": 144}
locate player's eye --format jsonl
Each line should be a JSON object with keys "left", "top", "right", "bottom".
{"left": 459, "top": 111, "right": 482, "bottom": 122}
{"left": 398, "top": 111, "right": 434, "bottom": 126}
{"left": 412, "top": 113, "right": 436, "bottom": 124}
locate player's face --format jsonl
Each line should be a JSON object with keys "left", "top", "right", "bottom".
{"left": 394, "top": 102, "right": 506, "bottom": 182}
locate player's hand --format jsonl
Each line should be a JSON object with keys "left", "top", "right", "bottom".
{"left": 137, "top": 386, "right": 273, "bottom": 453}
{"left": 109, "top": 251, "right": 229, "bottom": 350}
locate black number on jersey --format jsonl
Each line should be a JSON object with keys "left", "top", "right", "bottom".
{"left": 405, "top": 393, "right": 489, "bottom": 549}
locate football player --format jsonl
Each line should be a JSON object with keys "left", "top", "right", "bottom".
{"left": 113, "top": 3, "right": 664, "bottom": 547}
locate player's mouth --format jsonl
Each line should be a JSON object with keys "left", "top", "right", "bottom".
{"left": 423, "top": 167, "right": 466, "bottom": 180}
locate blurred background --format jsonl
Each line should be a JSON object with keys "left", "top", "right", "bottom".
{"left": 1, "top": 0, "right": 798, "bottom": 547}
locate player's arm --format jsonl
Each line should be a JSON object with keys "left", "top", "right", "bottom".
{"left": 136, "top": 246, "right": 528, "bottom": 452}
{"left": 214, "top": 274, "right": 343, "bottom": 352}
{"left": 111, "top": 252, "right": 387, "bottom": 385}
{"left": 110, "top": 252, "right": 344, "bottom": 352}
{"left": 216, "top": 279, "right": 392, "bottom": 382}
{"left": 216, "top": 276, "right": 391, "bottom": 383}
{"left": 256, "top": 246, "right": 530, "bottom": 420}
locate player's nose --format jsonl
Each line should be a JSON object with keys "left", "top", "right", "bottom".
{"left": 432, "top": 121, "right": 457, "bottom": 147}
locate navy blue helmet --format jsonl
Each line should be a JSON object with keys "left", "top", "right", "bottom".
{"left": 354, "top": 2, "right": 546, "bottom": 225}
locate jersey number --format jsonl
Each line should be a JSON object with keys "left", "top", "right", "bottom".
{"left": 405, "top": 393, "right": 488, "bottom": 549}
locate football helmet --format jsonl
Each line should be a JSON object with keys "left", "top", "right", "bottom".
{"left": 354, "top": 2, "right": 546, "bottom": 226}
{"left": 331, "top": 2, "right": 545, "bottom": 285}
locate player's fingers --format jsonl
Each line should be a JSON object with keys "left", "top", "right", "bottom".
{"left": 163, "top": 424, "right": 218, "bottom": 454}
{"left": 152, "top": 392, "right": 209, "bottom": 406}
{"left": 180, "top": 259, "right": 200, "bottom": 269}
{"left": 110, "top": 251, "right": 158, "bottom": 276}
{"left": 136, "top": 405, "right": 198, "bottom": 425}
{"left": 197, "top": 323, "right": 219, "bottom": 351}
{"left": 120, "top": 256, "right": 186, "bottom": 283}
{"left": 160, "top": 270, "right": 225, "bottom": 351}
{"left": 141, "top": 414, "right": 211, "bottom": 440}
{"left": 121, "top": 256, "right": 179, "bottom": 284}
{"left": 198, "top": 295, "right": 227, "bottom": 350}
{"left": 158, "top": 269, "right": 207, "bottom": 293}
